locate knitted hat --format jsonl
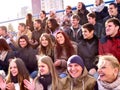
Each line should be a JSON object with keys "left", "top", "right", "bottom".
{"left": 67, "top": 55, "right": 84, "bottom": 69}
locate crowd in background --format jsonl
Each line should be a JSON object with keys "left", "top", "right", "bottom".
{"left": 0, "top": 0, "right": 120, "bottom": 90}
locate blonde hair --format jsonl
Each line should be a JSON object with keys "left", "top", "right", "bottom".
{"left": 97, "top": 54, "right": 120, "bottom": 71}
{"left": 37, "top": 56, "right": 58, "bottom": 90}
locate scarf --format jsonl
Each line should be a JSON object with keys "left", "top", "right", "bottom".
{"left": 11, "top": 75, "right": 18, "bottom": 83}
{"left": 38, "top": 74, "right": 52, "bottom": 90}
{"left": 98, "top": 72, "right": 120, "bottom": 90}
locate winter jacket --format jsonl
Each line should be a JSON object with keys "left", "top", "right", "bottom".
{"left": 0, "top": 51, "right": 15, "bottom": 74}
{"left": 54, "top": 42, "right": 77, "bottom": 74}
{"left": 99, "top": 31, "right": 120, "bottom": 62}
{"left": 65, "top": 26, "right": 82, "bottom": 43}
{"left": 58, "top": 67, "right": 96, "bottom": 90}
{"left": 15, "top": 47, "right": 37, "bottom": 73}
{"left": 78, "top": 35, "right": 98, "bottom": 71}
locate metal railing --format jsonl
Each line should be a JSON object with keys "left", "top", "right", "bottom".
{"left": 0, "top": 0, "right": 114, "bottom": 27}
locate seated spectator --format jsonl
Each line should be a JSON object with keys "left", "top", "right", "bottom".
{"left": 103, "top": 3, "right": 120, "bottom": 27}
{"left": 39, "top": 10, "right": 48, "bottom": 29}
{"left": 15, "top": 35, "right": 37, "bottom": 74}
{"left": 97, "top": 54, "right": 120, "bottom": 89}
{"left": 61, "top": 5, "right": 72, "bottom": 30}
{"left": 87, "top": 12, "right": 105, "bottom": 39}
{"left": 0, "top": 26, "right": 17, "bottom": 51}
{"left": 31, "top": 19, "right": 45, "bottom": 49}
{"left": 6, "top": 58, "right": 31, "bottom": 90}
{"left": 17, "top": 23, "right": 32, "bottom": 40}
{"left": 54, "top": 31, "right": 77, "bottom": 77}
{"left": 23, "top": 56, "right": 59, "bottom": 90}
{"left": 58, "top": 55, "right": 97, "bottom": 90}
{"left": 25, "top": 13, "right": 34, "bottom": 32}
{"left": 48, "top": 9, "right": 60, "bottom": 24}
{"left": 65, "top": 14, "right": 82, "bottom": 43}
{"left": 78, "top": 23, "right": 98, "bottom": 77}
{"left": 0, "top": 38, "right": 15, "bottom": 74}
{"left": 37, "top": 33, "right": 54, "bottom": 61}
{"left": 90, "top": 0, "right": 108, "bottom": 23}
{"left": 99, "top": 18, "right": 120, "bottom": 62}
{"left": 45, "top": 18, "right": 60, "bottom": 41}
{"left": 76, "top": 2, "right": 89, "bottom": 25}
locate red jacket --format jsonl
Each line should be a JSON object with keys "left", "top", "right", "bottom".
{"left": 99, "top": 31, "right": 120, "bottom": 62}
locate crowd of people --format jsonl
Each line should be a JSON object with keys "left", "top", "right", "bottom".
{"left": 0, "top": 0, "right": 120, "bottom": 90}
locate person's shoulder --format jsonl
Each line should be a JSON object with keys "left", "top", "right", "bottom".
{"left": 99, "top": 36, "right": 108, "bottom": 44}
{"left": 58, "top": 75, "right": 70, "bottom": 84}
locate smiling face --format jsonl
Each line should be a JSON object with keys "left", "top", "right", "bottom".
{"left": 71, "top": 18, "right": 79, "bottom": 28}
{"left": 95, "top": 0, "right": 101, "bottom": 6}
{"left": 97, "top": 60, "right": 118, "bottom": 83}
{"left": 56, "top": 33, "right": 65, "bottom": 45}
{"left": 19, "top": 38, "right": 28, "bottom": 48}
{"left": 105, "top": 22, "right": 119, "bottom": 37}
{"left": 9, "top": 61, "right": 18, "bottom": 77}
{"left": 38, "top": 61, "right": 49, "bottom": 75}
{"left": 41, "top": 36, "right": 49, "bottom": 47}
{"left": 82, "top": 28, "right": 94, "bottom": 39}
{"left": 47, "top": 21, "right": 52, "bottom": 28}
{"left": 108, "top": 5, "right": 118, "bottom": 16}
{"left": 67, "top": 63, "right": 83, "bottom": 78}
{"left": 77, "top": 2, "right": 82, "bottom": 10}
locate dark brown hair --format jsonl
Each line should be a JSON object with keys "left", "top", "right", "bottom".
{"left": 55, "top": 31, "right": 75, "bottom": 58}
{"left": 0, "top": 38, "right": 11, "bottom": 51}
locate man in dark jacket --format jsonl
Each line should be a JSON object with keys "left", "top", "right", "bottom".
{"left": 103, "top": 3, "right": 120, "bottom": 25}
{"left": 87, "top": 12, "right": 105, "bottom": 39}
{"left": 78, "top": 23, "right": 98, "bottom": 75}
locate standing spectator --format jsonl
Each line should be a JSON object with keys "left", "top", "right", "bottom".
{"left": 97, "top": 54, "right": 120, "bottom": 89}
{"left": 15, "top": 35, "right": 37, "bottom": 74}
{"left": 65, "top": 14, "right": 82, "bottom": 43}
{"left": 31, "top": 19, "right": 45, "bottom": 49}
{"left": 24, "top": 56, "right": 59, "bottom": 90}
{"left": 6, "top": 58, "right": 31, "bottom": 90}
{"left": 87, "top": 12, "right": 105, "bottom": 39}
{"left": 37, "top": 33, "right": 54, "bottom": 61}
{"left": 54, "top": 31, "right": 77, "bottom": 77}
{"left": 25, "top": 13, "right": 34, "bottom": 32}
{"left": 76, "top": 2, "right": 89, "bottom": 25}
{"left": 78, "top": 23, "right": 98, "bottom": 76}
{"left": 39, "top": 10, "right": 48, "bottom": 29}
{"left": 0, "top": 38, "right": 14, "bottom": 74}
{"left": 58, "top": 55, "right": 97, "bottom": 90}
{"left": 90, "top": 0, "right": 108, "bottom": 23}
{"left": 99, "top": 18, "right": 120, "bottom": 62}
